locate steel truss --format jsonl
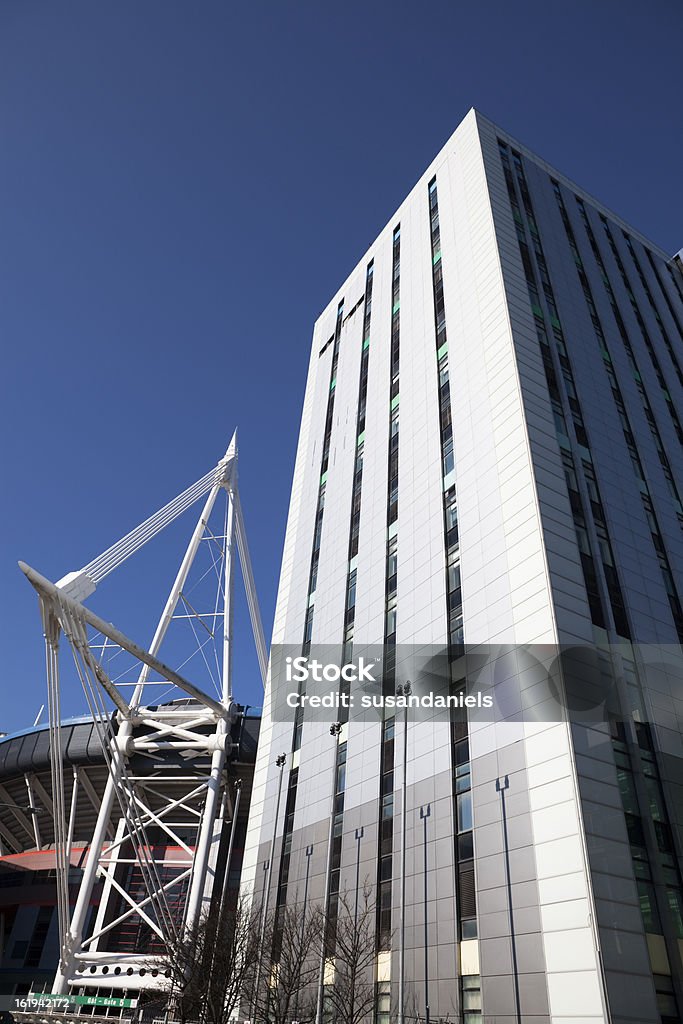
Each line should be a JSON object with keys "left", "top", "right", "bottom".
{"left": 19, "top": 434, "right": 266, "bottom": 995}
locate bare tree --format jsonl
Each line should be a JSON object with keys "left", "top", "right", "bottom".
{"left": 242, "top": 898, "right": 323, "bottom": 1024}
{"left": 138, "top": 895, "right": 259, "bottom": 1024}
{"left": 324, "top": 885, "right": 377, "bottom": 1024}
{"left": 138, "top": 886, "right": 379, "bottom": 1024}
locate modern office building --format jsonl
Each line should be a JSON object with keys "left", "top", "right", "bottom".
{"left": 241, "top": 108, "right": 683, "bottom": 1024}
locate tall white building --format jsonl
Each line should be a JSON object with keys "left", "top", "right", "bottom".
{"left": 242, "top": 109, "right": 683, "bottom": 1024}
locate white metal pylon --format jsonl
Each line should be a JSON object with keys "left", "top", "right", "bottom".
{"left": 19, "top": 433, "right": 267, "bottom": 995}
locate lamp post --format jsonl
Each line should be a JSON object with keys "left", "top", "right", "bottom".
{"left": 396, "top": 680, "right": 412, "bottom": 1024}
{"left": 253, "top": 753, "right": 286, "bottom": 1016}
{"left": 497, "top": 775, "right": 521, "bottom": 1024}
{"left": 222, "top": 778, "right": 242, "bottom": 899}
{"left": 303, "top": 843, "right": 314, "bottom": 920}
{"left": 420, "top": 803, "right": 431, "bottom": 1024}
{"left": 315, "top": 722, "right": 342, "bottom": 1024}
{"left": 353, "top": 827, "right": 364, "bottom": 928}
{"left": 346, "top": 825, "right": 364, "bottom": 1024}
{"left": 293, "top": 843, "right": 314, "bottom": 1023}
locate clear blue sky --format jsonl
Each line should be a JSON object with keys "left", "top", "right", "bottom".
{"left": 1, "top": 1, "right": 681, "bottom": 735}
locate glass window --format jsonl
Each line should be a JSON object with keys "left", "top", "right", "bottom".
{"left": 638, "top": 880, "right": 662, "bottom": 933}
{"left": 346, "top": 571, "right": 357, "bottom": 610}
{"left": 442, "top": 437, "right": 454, "bottom": 477}
{"left": 448, "top": 562, "right": 461, "bottom": 595}
{"left": 303, "top": 606, "right": 314, "bottom": 644}
{"left": 390, "top": 407, "right": 399, "bottom": 438}
{"left": 450, "top": 614, "right": 464, "bottom": 649}
{"left": 456, "top": 767, "right": 471, "bottom": 795}
{"left": 616, "top": 766, "right": 639, "bottom": 817}
{"left": 457, "top": 791, "right": 473, "bottom": 832}
{"left": 655, "top": 974, "right": 679, "bottom": 1020}
{"left": 644, "top": 774, "right": 666, "bottom": 822}
{"left": 654, "top": 819, "right": 675, "bottom": 856}
{"left": 458, "top": 831, "right": 474, "bottom": 861}
{"left": 667, "top": 888, "right": 683, "bottom": 938}
{"left": 454, "top": 738, "right": 469, "bottom": 766}
{"left": 336, "top": 763, "right": 346, "bottom": 794}
{"left": 462, "top": 974, "right": 482, "bottom": 1023}
{"left": 376, "top": 980, "right": 391, "bottom": 1022}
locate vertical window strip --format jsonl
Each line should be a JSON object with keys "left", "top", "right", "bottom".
{"left": 323, "top": 261, "right": 375, "bottom": 960}
{"left": 323, "top": 736, "right": 347, "bottom": 959}
{"left": 342, "top": 260, "right": 375, "bottom": 663}
{"left": 505, "top": 149, "right": 632, "bottom": 639}
{"left": 574, "top": 197, "right": 683, "bottom": 522}
{"left": 498, "top": 141, "right": 614, "bottom": 634}
{"left": 273, "top": 299, "right": 345, "bottom": 939}
{"left": 622, "top": 233, "right": 683, "bottom": 387}
{"left": 598, "top": 215, "right": 683, "bottom": 447}
{"left": 553, "top": 185, "right": 683, "bottom": 641}
{"left": 376, "top": 227, "right": 401, "bottom": 959}
{"left": 609, "top": 691, "right": 683, "bottom": 1017}
{"left": 428, "top": 177, "right": 475, "bottom": 951}
{"left": 666, "top": 261, "right": 683, "bottom": 308}
{"left": 577, "top": 200, "right": 683, "bottom": 524}
{"left": 644, "top": 248, "right": 683, "bottom": 349}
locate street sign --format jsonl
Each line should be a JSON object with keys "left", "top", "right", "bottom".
{"left": 18, "top": 994, "right": 138, "bottom": 1010}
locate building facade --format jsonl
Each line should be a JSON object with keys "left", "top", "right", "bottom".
{"left": 242, "top": 109, "right": 683, "bottom": 1024}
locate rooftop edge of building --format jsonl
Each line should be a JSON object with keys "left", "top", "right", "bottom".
{"left": 314, "top": 105, "right": 678, "bottom": 329}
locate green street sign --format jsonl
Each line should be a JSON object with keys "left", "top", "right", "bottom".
{"left": 23, "top": 994, "right": 137, "bottom": 1009}
{"left": 73, "top": 996, "right": 137, "bottom": 1008}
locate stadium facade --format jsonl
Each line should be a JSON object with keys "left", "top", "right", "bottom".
{"left": 0, "top": 709, "right": 258, "bottom": 1002}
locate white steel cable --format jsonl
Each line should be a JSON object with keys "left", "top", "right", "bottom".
{"left": 85, "top": 474, "right": 213, "bottom": 578}
{"left": 84, "top": 484, "right": 213, "bottom": 583}
{"left": 86, "top": 467, "right": 217, "bottom": 573}
{"left": 83, "top": 466, "right": 221, "bottom": 583}
{"left": 85, "top": 489, "right": 207, "bottom": 579}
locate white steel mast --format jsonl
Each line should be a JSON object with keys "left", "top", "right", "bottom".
{"left": 19, "top": 433, "right": 267, "bottom": 995}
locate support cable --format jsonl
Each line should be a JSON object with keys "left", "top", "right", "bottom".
{"left": 83, "top": 465, "right": 223, "bottom": 584}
